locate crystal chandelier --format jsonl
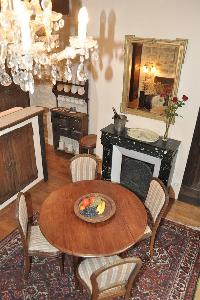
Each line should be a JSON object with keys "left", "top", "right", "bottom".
{"left": 0, "top": 0, "right": 98, "bottom": 94}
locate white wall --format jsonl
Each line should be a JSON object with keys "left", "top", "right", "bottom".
{"left": 83, "top": 0, "right": 200, "bottom": 198}
{"left": 30, "top": 82, "right": 57, "bottom": 145}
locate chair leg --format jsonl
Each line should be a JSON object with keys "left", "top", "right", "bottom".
{"left": 150, "top": 233, "right": 156, "bottom": 257}
{"left": 59, "top": 253, "right": 65, "bottom": 275}
{"left": 89, "top": 148, "right": 94, "bottom": 155}
{"left": 24, "top": 255, "right": 31, "bottom": 280}
{"left": 125, "top": 292, "right": 131, "bottom": 300}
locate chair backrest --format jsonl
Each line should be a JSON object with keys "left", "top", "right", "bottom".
{"left": 16, "top": 192, "right": 29, "bottom": 246}
{"left": 70, "top": 154, "right": 98, "bottom": 182}
{"left": 145, "top": 178, "right": 169, "bottom": 224}
{"left": 91, "top": 257, "right": 142, "bottom": 298}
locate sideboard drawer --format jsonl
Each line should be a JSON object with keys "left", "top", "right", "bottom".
{"left": 70, "top": 118, "right": 82, "bottom": 131}
{"left": 51, "top": 109, "right": 88, "bottom": 151}
{"left": 70, "top": 130, "right": 83, "bottom": 141}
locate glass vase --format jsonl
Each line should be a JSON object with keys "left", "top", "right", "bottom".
{"left": 162, "top": 121, "right": 170, "bottom": 141}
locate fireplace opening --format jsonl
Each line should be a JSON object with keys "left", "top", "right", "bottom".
{"left": 120, "top": 155, "right": 153, "bottom": 201}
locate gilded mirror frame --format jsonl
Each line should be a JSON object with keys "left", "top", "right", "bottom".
{"left": 120, "top": 36, "right": 188, "bottom": 121}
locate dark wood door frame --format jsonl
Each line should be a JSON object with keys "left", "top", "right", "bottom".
{"left": 179, "top": 108, "right": 200, "bottom": 206}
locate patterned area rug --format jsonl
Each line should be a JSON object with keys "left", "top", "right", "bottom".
{"left": 0, "top": 219, "right": 199, "bottom": 300}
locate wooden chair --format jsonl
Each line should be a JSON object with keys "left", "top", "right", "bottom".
{"left": 16, "top": 192, "right": 64, "bottom": 279}
{"left": 138, "top": 177, "right": 169, "bottom": 257}
{"left": 70, "top": 154, "right": 98, "bottom": 182}
{"left": 77, "top": 255, "right": 142, "bottom": 300}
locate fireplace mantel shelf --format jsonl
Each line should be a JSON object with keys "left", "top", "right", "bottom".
{"left": 101, "top": 124, "right": 181, "bottom": 189}
{"left": 101, "top": 124, "right": 180, "bottom": 154}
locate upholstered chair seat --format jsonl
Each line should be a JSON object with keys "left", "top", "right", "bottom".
{"left": 28, "top": 225, "right": 60, "bottom": 254}
{"left": 70, "top": 154, "right": 98, "bottom": 182}
{"left": 142, "top": 225, "right": 152, "bottom": 236}
{"left": 78, "top": 256, "right": 120, "bottom": 292}
{"left": 16, "top": 192, "right": 64, "bottom": 279}
{"left": 77, "top": 255, "right": 142, "bottom": 300}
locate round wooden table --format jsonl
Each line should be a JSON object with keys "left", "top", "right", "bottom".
{"left": 39, "top": 180, "right": 147, "bottom": 257}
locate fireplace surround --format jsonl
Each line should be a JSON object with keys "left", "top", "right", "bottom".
{"left": 101, "top": 124, "right": 180, "bottom": 198}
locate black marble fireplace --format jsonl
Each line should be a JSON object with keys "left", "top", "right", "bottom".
{"left": 101, "top": 124, "right": 181, "bottom": 199}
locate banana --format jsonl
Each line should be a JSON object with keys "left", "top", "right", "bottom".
{"left": 99, "top": 201, "right": 105, "bottom": 214}
{"left": 96, "top": 202, "right": 102, "bottom": 213}
{"left": 96, "top": 200, "right": 105, "bottom": 215}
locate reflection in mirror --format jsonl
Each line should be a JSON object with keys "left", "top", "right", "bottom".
{"left": 121, "top": 36, "right": 188, "bottom": 121}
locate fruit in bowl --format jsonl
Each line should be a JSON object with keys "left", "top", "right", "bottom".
{"left": 81, "top": 198, "right": 91, "bottom": 208}
{"left": 79, "top": 194, "right": 106, "bottom": 218}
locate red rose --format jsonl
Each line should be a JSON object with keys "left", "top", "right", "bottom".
{"left": 182, "top": 95, "right": 188, "bottom": 101}
{"left": 172, "top": 96, "right": 178, "bottom": 102}
{"left": 160, "top": 93, "right": 165, "bottom": 98}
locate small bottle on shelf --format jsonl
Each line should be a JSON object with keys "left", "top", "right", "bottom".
{"left": 112, "top": 107, "right": 121, "bottom": 119}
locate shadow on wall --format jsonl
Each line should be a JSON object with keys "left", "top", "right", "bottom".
{"left": 91, "top": 10, "right": 124, "bottom": 81}
{"left": 59, "top": 0, "right": 82, "bottom": 49}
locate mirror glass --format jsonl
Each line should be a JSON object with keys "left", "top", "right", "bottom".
{"left": 121, "top": 36, "right": 188, "bottom": 121}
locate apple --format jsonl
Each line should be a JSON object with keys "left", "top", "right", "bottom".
{"left": 82, "top": 198, "right": 90, "bottom": 208}
{"left": 90, "top": 196, "right": 95, "bottom": 204}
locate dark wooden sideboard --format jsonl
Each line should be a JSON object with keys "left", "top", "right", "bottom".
{"left": 51, "top": 80, "right": 89, "bottom": 151}
{"left": 51, "top": 108, "right": 88, "bottom": 150}
{"left": 0, "top": 123, "right": 38, "bottom": 204}
{"left": 0, "top": 107, "right": 48, "bottom": 206}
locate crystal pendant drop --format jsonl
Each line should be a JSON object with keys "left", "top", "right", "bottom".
{"left": 11, "top": 69, "right": 20, "bottom": 85}
{"left": 28, "top": 72, "right": 34, "bottom": 94}
{"left": 0, "top": 72, "right": 12, "bottom": 86}
{"left": 54, "top": 22, "right": 59, "bottom": 32}
{"left": 59, "top": 19, "right": 64, "bottom": 28}
{"left": 44, "top": 64, "right": 51, "bottom": 76}
{"left": 64, "top": 61, "right": 72, "bottom": 82}
{"left": 34, "top": 63, "right": 39, "bottom": 76}
{"left": 51, "top": 65, "right": 57, "bottom": 85}
{"left": 91, "top": 49, "right": 99, "bottom": 62}
{"left": 77, "top": 58, "right": 88, "bottom": 82}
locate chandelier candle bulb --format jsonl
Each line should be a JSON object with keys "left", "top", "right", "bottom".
{"left": 78, "top": 7, "right": 88, "bottom": 44}
{"left": 13, "top": 0, "right": 31, "bottom": 52}
{"left": 8, "top": 0, "right": 13, "bottom": 10}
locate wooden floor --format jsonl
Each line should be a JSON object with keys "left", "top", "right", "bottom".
{"left": 0, "top": 144, "right": 200, "bottom": 241}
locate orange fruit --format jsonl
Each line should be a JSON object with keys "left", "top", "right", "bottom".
{"left": 79, "top": 205, "right": 85, "bottom": 211}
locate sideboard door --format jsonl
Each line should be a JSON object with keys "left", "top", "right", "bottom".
{"left": 9, "top": 124, "right": 38, "bottom": 189}
{"left": 0, "top": 124, "right": 38, "bottom": 204}
{"left": 0, "top": 135, "right": 16, "bottom": 203}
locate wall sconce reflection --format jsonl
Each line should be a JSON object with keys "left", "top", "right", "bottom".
{"left": 143, "top": 65, "right": 148, "bottom": 73}
{"left": 151, "top": 66, "right": 157, "bottom": 74}
{"left": 142, "top": 64, "right": 158, "bottom": 75}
